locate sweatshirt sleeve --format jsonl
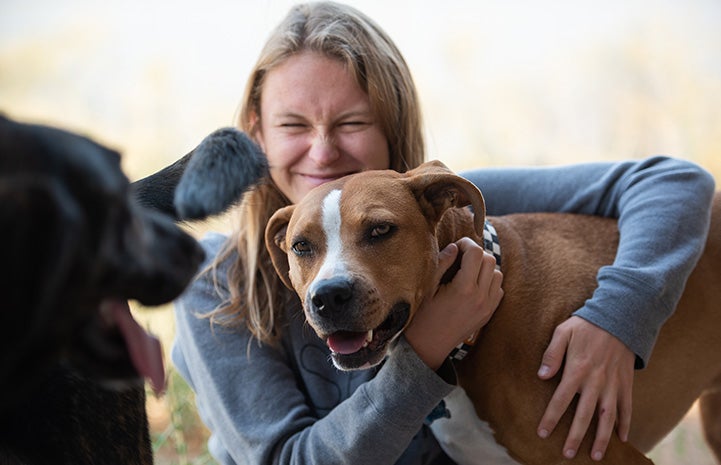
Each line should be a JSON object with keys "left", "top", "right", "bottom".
{"left": 171, "top": 234, "right": 454, "bottom": 465}
{"left": 460, "top": 156, "right": 715, "bottom": 367}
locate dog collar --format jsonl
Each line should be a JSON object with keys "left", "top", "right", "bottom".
{"left": 449, "top": 220, "right": 501, "bottom": 361}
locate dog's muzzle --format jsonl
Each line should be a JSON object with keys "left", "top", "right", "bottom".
{"left": 308, "top": 277, "right": 354, "bottom": 321}
{"left": 306, "top": 277, "right": 410, "bottom": 370}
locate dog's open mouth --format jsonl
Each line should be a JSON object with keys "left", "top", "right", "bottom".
{"left": 106, "top": 300, "right": 165, "bottom": 393}
{"left": 325, "top": 303, "right": 410, "bottom": 370}
{"left": 74, "top": 300, "right": 165, "bottom": 393}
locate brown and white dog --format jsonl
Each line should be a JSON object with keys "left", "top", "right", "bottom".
{"left": 265, "top": 160, "right": 721, "bottom": 464}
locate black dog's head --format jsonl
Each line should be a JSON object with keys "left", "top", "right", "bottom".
{"left": 0, "top": 115, "right": 207, "bottom": 398}
{"left": 0, "top": 115, "right": 266, "bottom": 403}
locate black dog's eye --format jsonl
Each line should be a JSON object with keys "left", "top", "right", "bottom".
{"left": 292, "top": 240, "right": 312, "bottom": 256}
{"left": 369, "top": 223, "right": 395, "bottom": 240}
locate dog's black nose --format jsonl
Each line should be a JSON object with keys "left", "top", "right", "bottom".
{"left": 309, "top": 278, "right": 353, "bottom": 315}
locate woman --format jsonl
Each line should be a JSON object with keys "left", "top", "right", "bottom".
{"left": 172, "top": 2, "right": 715, "bottom": 464}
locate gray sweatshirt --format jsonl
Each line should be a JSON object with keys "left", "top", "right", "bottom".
{"left": 172, "top": 156, "right": 715, "bottom": 464}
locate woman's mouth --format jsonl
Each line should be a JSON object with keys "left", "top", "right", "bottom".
{"left": 301, "top": 172, "right": 355, "bottom": 188}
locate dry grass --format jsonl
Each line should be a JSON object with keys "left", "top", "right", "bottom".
{"left": 147, "top": 370, "right": 214, "bottom": 465}
{"left": 649, "top": 404, "right": 716, "bottom": 465}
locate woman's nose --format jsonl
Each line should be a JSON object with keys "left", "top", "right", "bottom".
{"left": 307, "top": 132, "right": 340, "bottom": 166}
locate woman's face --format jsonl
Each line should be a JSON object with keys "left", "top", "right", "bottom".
{"left": 255, "top": 51, "right": 390, "bottom": 204}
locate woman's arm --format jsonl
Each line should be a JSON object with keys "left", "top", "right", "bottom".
{"left": 171, "top": 234, "right": 455, "bottom": 465}
{"left": 461, "top": 155, "right": 715, "bottom": 364}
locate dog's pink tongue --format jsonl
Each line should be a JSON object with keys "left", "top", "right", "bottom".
{"left": 327, "top": 331, "right": 367, "bottom": 355}
{"left": 110, "top": 300, "right": 166, "bottom": 394}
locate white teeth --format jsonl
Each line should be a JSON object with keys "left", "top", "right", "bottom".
{"left": 362, "top": 330, "right": 373, "bottom": 348}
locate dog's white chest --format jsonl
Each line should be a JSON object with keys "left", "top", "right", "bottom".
{"left": 430, "top": 387, "right": 521, "bottom": 465}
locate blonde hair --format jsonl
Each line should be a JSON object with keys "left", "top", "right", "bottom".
{"left": 209, "top": 1, "right": 426, "bottom": 345}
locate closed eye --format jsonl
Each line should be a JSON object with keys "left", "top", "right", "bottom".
{"left": 279, "top": 123, "right": 309, "bottom": 134}
{"left": 337, "top": 120, "right": 372, "bottom": 133}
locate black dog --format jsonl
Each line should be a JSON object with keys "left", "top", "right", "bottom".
{"left": 0, "top": 115, "right": 266, "bottom": 464}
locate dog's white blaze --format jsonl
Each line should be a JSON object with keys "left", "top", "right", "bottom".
{"left": 430, "top": 387, "right": 521, "bottom": 465}
{"left": 315, "top": 189, "right": 347, "bottom": 281}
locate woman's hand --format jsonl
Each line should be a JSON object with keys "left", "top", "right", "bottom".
{"left": 536, "top": 316, "right": 635, "bottom": 461}
{"left": 405, "top": 238, "right": 504, "bottom": 371}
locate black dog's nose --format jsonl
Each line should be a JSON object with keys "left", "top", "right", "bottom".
{"left": 309, "top": 278, "right": 353, "bottom": 315}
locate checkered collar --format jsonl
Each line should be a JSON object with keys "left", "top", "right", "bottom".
{"left": 482, "top": 220, "right": 502, "bottom": 271}
{"left": 448, "top": 219, "right": 501, "bottom": 361}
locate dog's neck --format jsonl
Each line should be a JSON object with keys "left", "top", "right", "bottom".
{"left": 436, "top": 207, "right": 483, "bottom": 250}
{"left": 445, "top": 212, "right": 502, "bottom": 362}
{"left": 437, "top": 207, "right": 499, "bottom": 264}
{"left": 437, "top": 208, "right": 501, "bottom": 285}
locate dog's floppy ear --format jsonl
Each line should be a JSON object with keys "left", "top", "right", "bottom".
{"left": 265, "top": 205, "right": 296, "bottom": 290}
{"left": 0, "top": 177, "right": 82, "bottom": 313}
{"left": 404, "top": 160, "right": 486, "bottom": 235}
{"left": 0, "top": 177, "right": 83, "bottom": 378}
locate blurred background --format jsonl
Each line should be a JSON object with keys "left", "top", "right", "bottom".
{"left": 2, "top": 0, "right": 719, "bottom": 463}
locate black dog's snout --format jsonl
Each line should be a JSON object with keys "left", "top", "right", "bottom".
{"left": 310, "top": 278, "right": 353, "bottom": 316}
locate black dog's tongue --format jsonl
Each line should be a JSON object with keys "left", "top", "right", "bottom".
{"left": 108, "top": 300, "right": 166, "bottom": 393}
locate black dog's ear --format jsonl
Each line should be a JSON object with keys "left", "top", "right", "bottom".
{"left": 0, "top": 177, "right": 82, "bottom": 376}
{"left": 132, "top": 128, "right": 268, "bottom": 221}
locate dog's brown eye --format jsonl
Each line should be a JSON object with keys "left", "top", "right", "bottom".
{"left": 292, "top": 240, "right": 312, "bottom": 256}
{"left": 370, "top": 224, "right": 393, "bottom": 238}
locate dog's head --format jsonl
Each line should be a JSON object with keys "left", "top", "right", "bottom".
{"left": 266, "top": 160, "right": 485, "bottom": 370}
{"left": 0, "top": 115, "right": 208, "bottom": 396}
